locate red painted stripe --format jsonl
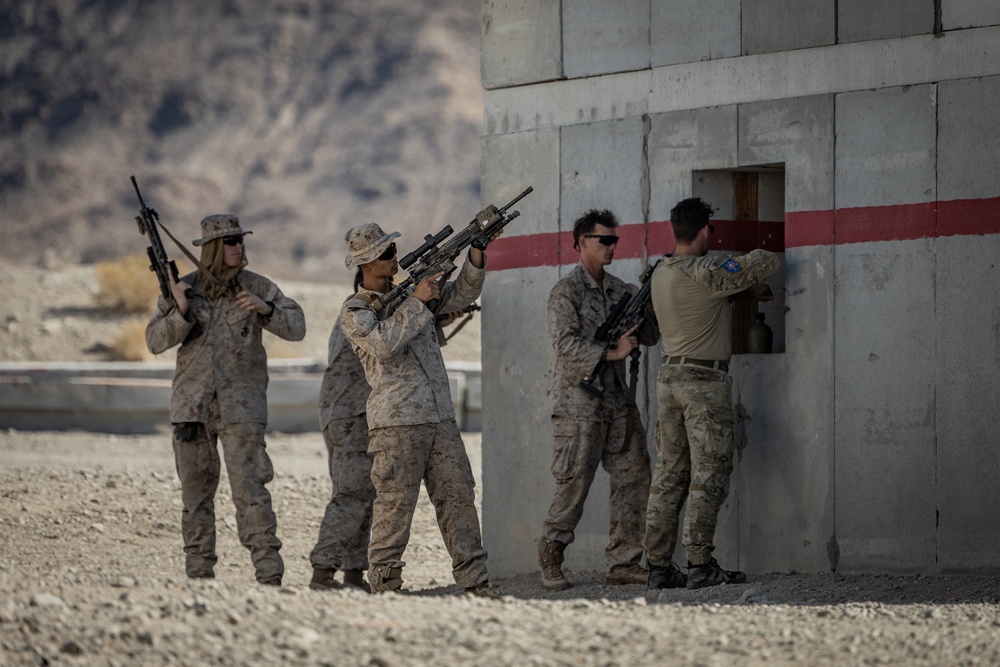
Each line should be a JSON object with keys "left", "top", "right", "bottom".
{"left": 938, "top": 197, "right": 1000, "bottom": 237}
{"left": 786, "top": 210, "right": 834, "bottom": 248}
{"left": 486, "top": 197, "right": 1000, "bottom": 270}
{"left": 835, "top": 202, "right": 937, "bottom": 244}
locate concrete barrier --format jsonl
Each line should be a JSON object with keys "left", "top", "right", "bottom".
{"left": 0, "top": 360, "right": 481, "bottom": 434}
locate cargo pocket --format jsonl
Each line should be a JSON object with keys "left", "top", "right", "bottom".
{"left": 550, "top": 418, "right": 581, "bottom": 482}
{"left": 701, "top": 376, "right": 735, "bottom": 461}
{"left": 368, "top": 428, "right": 405, "bottom": 493}
{"left": 254, "top": 439, "right": 275, "bottom": 485}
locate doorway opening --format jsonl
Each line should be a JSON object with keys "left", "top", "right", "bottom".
{"left": 692, "top": 165, "right": 786, "bottom": 354}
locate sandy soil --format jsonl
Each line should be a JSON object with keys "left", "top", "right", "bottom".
{"left": 2, "top": 262, "right": 1000, "bottom": 665}
{"left": 2, "top": 430, "right": 1000, "bottom": 666}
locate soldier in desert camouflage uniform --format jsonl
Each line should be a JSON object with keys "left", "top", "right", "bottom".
{"left": 309, "top": 269, "right": 468, "bottom": 593}
{"left": 146, "top": 214, "right": 305, "bottom": 585}
{"left": 339, "top": 223, "right": 500, "bottom": 599}
{"left": 644, "top": 197, "right": 779, "bottom": 590}
{"left": 308, "top": 270, "right": 375, "bottom": 592}
{"left": 538, "top": 209, "right": 660, "bottom": 591}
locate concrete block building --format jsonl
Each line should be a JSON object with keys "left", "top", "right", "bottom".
{"left": 478, "top": 0, "right": 1000, "bottom": 577}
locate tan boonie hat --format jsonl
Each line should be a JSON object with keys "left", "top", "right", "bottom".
{"left": 344, "top": 223, "right": 400, "bottom": 269}
{"left": 193, "top": 214, "right": 253, "bottom": 246}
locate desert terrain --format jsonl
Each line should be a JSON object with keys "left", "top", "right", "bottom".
{"left": 2, "top": 261, "right": 1000, "bottom": 665}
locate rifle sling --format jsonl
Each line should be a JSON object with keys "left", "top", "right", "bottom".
{"left": 154, "top": 217, "right": 229, "bottom": 291}
{"left": 622, "top": 350, "right": 641, "bottom": 449}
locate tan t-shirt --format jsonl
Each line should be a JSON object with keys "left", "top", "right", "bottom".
{"left": 651, "top": 250, "right": 780, "bottom": 362}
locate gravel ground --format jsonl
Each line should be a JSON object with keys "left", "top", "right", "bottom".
{"left": 2, "top": 430, "right": 1000, "bottom": 667}
{"left": 3, "top": 262, "right": 1000, "bottom": 665}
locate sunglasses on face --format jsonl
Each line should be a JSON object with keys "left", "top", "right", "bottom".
{"left": 707, "top": 224, "right": 715, "bottom": 235}
{"left": 583, "top": 234, "right": 620, "bottom": 247}
{"left": 377, "top": 242, "right": 397, "bottom": 261}
{"left": 222, "top": 235, "right": 244, "bottom": 246}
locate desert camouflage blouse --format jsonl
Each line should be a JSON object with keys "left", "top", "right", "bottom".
{"left": 146, "top": 270, "right": 306, "bottom": 424}
{"left": 341, "top": 260, "right": 484, "bottom": 430}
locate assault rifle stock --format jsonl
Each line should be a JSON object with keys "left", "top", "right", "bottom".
{"left": 579, "top": 259, "right": 661, "bottom": 397}
{"left": 373, "top": 187, "right": 533, "bottom": 318}
{"left": 131, "top": 175, "right": 190, "bottom": 306}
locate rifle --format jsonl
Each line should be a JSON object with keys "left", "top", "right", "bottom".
{"left": 435, "top": 302, "right": 480, "bottom": 341}
{"left": 130, "top": 175, "right": 192, "bottom": 306}
{"left": 579, "top": 259, "right": 661, "bottom": 397}
{"left": 373, "top": 187, "right": 533, "bottom": 318}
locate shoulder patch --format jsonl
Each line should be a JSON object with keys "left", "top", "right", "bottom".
{"left": 722, "top": 258, "right": 742, "bottom": 273}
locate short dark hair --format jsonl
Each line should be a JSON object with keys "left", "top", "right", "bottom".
{"left": 353, "top": 268, "right": 364, "bottom": 292}
{"left": 572, "top": 209, "right": 619, "bottom": 250}
{"left": 670, "top": 198, "right": 714, "bottom": 244}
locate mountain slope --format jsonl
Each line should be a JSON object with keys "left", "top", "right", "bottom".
{"left": 0, "top": 0, "right": 483, "bottom": 282}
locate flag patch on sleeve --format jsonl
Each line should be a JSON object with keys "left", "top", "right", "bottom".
{"left": 722, "top": 259, "right": 741, "bottom": 273}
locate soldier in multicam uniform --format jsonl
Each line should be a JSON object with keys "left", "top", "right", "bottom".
{"left": 308, "top": 270, "right": 375, "bottom": 592}
{"left": 644, "top": 197, "right": 779, "bottom": 590}
{"left": 146, "top": 214, "right": 306, "bottom": 586}
{"left": 537, "top": 209, "right": 660, "bottom": 591}
{"left": 338, "top": 223, "right": 501, "bottom": 599}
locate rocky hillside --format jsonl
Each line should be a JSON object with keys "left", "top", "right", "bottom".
{"left": 0, "top": 0, "right": 483, "bottom": 284}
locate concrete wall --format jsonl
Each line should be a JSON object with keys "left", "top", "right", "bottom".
{"left": 480, "top": 0, "right": 1000, "bottom": 577}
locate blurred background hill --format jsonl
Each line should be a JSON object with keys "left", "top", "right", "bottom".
{"left": 0, "top": 0, "right": 483, "bottom": 285}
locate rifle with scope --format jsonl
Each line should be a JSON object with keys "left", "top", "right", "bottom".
{"left": 130, "top": 175, "right": 192, "bottom": 307}
{"left": 579, "top": 259, "right": 661, "bottom": 397}
{"left": 372, "top": 187, "right": 533, "bottom": 318}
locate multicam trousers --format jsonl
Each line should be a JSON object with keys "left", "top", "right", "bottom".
{"left": 367, "top": 419, "right": 488, "bottom": 590}
{"left": 172, "top": 398, "right": 283, "bottom": 582}
{"left": 644, "top": 364, "right": 735, "bottom": 567}
{"left": 542, "top": 412, "right": 651, "bottom": 570}
{"left": 310, "top": 414, "right": 376, "bottom": 571}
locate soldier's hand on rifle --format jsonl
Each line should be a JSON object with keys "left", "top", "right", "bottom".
{"left": 169, "top": 273, "right": 192, "bottom": 316}
{"left": 469, "top": 228, "right": 503, "bottom": 268}
{"left": 606, "top": 324, "right": 639, "bottom": 361}
{"left": 414, "top": 272, "right": 445, "bottom": 303}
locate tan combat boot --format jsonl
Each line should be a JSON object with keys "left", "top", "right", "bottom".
{"left": 538, "top": 537, "right": 571, "bottom": 591}
{"left": 309, "top": 566, "right": 341, "bottom": 591}
{"left": 343, "top": 568, "right": 371, "bottom": 593}
{"left": 369, "top": 564, "right": 404, "bottom": 593}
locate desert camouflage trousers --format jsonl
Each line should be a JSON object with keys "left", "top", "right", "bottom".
{"left": 643, "top": 365, "right": 735, "bottom": 567}
{"left": 172, "top": 397, "right": 283, "bottom": 582}
{"left": 542, "top": 412, "right": 652, "bottom": 570}
{"left": 367, "top": 420, "right": 488, "bottom": 590}
{"left": 310, "top": 415, "right": 375, "bottom": 571}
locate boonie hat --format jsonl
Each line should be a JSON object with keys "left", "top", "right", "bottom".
{"left": 193, "top": 214, "right": 253, "bottom": 246}
{"left": 344, "top": 223, "right": 400, "bottom": 269}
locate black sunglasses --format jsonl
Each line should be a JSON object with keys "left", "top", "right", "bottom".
{"left": 222, "top": 235, "right": 244, "bottom": 246}
{"left": 707, "top": 224, "right": 715, "bottom": 235}
{"left": 377, "top": 242, "right": 397, "bottom": 261}
{"left": 583, "top": 234, "right": 620, "bottom": 247}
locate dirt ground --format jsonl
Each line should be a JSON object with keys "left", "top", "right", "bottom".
{"left": 2, "top": 430, "right": 1000, "bottom": 667}
{"left": 2, "top": 262, "right": 1000, "bottom": 665}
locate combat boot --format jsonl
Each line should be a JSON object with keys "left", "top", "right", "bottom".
{"left": 465, "top": 581, "right": 502, "bottom": 600}
{"left": 605, "top": 563, "right": 647, "bottom": 585}
{"left": 309, "top": 566, "right": 341, "bottom": 591}
{"left": 369, "top": 564, "right": 404, "bottom": 593}
{"left": 647, "top": 561, "right": 687, "bottom": 589}
{"left": 342, "top": 568, "right": 371, "bottom": 593}
{"left": 538, "top": 537, "right": 571, "bottom": 591}
{"left": 686, "top": 558, "right": 746, "bottom": 589}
